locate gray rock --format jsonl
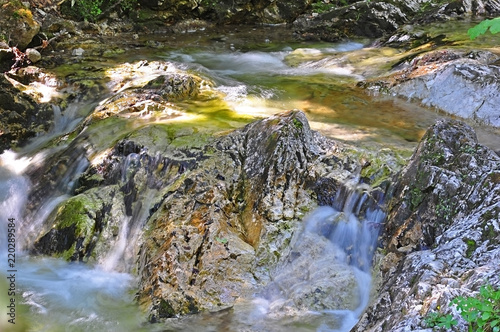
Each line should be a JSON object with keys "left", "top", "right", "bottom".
{"left": 353, "top": 119, "right": 500, "bottom": 331}
{"left": 25, "top": 48, "right": 41, "bottom": 63}
{"left": 72, "top": 48, "right": 85, "bottom": 56}
{"left": 137, "top": 110, "right": 352, "bottom": 320}
{"left": 293, "top": 1, "right": 409, "bottom": 41}
{"left": 391, "top": 57, "right": 500, "bottom": 127}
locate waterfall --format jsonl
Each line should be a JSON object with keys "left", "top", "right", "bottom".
{"left": 255, "top": 181, "right": 385, "bottom": 332}
{"left": 0, "top": 149, "right": 143, "bottom": 331}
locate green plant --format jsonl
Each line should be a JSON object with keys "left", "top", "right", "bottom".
{"left": 311, "top": 1, "right": 333, "bottom": 13}
{"left": 68, "top": 0, "right": 138, "bottom": 21}
{"left": 311, "top": 0, "right": 349, "bottom": 13}
{"left": 468, "top": 17, "right": 500, "bottom": 40}
{"left": 71, "top": 0, "right": 103, "bottom": 21}
{"left": 292, "top": 118, "right": 303, "bottom": 129}
{"left": 424, "top": 311, "right": 458, "bottom": 329}
{"left": 452, "top": 284, "right": 500, "bottom": 332}
{"left": 460, "top": 144, "right": 476, "bottom": 154}
{"left": 436, "top": 198, "right": 453, "bottom": 221}
{"left": 201, "top": 0, "right": 217, "bottom": 8}
{"left": 463, "top": 238, "right": 476, "bottom": 258}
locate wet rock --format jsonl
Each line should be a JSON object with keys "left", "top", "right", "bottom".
{"left": 266, "top": 231, "right": 360, "bottom": 312}
{"left": 353, "top": 119, "right": 500, "bottom": 331}
{"left": 293, "top": 1, "right": 410, "bottom": 41}
{"left": 363, "top": 50, "right": 500, "bottom": 127}
{"left": 32, "top": 186, "right": 126, "bottom": 262}
{"left": 0, "top": 75, "right": 53, "bottom": 153}
{"left": 142, "top": 73, "right": 200, "bottom": 100}
{"left": 92, "top": 60, "right": 205, "bottom": 120}
{"left": 137, "top": 110, "right": 349, "bottom": 320}
{"left": 0, "top": 2, "right": 40, "bottom": 49}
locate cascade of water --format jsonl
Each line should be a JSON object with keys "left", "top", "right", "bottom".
{"left": 101, "top": 216, "right": 132, "bottom": 272}
{"left": 51, "top": 104, "right": 84, "bottom": 135}
{"left": 102, "top": 153, "right": 157, "bottom": 272}
{"left": 100, "top": 188, "right": 155, "bottom": 272}
{"left": 256, "top": 179, "right": 385, "bottom": 331}
{"left": 0, "top": 130, "right": 142, "bottom": 331}
{"left": 319, "top": 184, "right": 385, "bottom": 331}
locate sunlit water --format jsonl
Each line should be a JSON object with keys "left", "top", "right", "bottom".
{"left": 1, "top": 27, "right": 500, "bottom": 332}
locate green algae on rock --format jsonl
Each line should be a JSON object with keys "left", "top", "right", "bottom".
{"left": 32, "top": 186, "right": 126, "bottom": 263}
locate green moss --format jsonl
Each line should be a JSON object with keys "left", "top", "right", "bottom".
{"left": 354, "top": 148, "right": 409, "bottom": 188}
{"left": 464, "top": 238, "right": 476, "bottom": 258}
{"left": 60, "top": 242, "right": 78, "bottom": 261}
{"left": 157, "top": 299, "right": 176, "bottom": 318}
{"left": 410, "top": 187, "right": 423, "bottom": 211}
{"left": 55, "top": 196, "right": 97, "bottom": 237}
{"left": 292, "top": 117, "right": 304, "bottom": 129}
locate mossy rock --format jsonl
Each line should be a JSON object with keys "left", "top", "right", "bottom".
{"left": 32, "top": 187, "right": 123, "bottom": 262}
{"left": 0, "top": 0, "right": 39, "bottom": 49}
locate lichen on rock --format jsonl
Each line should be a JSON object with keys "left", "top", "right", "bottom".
{"left": 354, "top": 119, "right": 500, "bottom": 331}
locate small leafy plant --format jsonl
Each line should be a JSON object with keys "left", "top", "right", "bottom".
{"left": 64, "top": 0, "right": 138, "bottom": 21}
{"left": 468, "top": 17, "right": 500, "bottom": 40}
{"left": 452, "top": 284, "right": 500, "bottom": 332}
{"left": 424, "top": 311, "right": 458, "bottom": 329}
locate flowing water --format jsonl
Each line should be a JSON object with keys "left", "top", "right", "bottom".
{"left": 1, "top": 26, "right": 500, "bottom": 332}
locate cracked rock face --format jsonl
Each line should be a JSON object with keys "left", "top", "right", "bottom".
{"left": 354, "top": 119, "right": 500, "bottom": 332}
{"left": 136, "top": 110, "right": 357, "bottom": 320}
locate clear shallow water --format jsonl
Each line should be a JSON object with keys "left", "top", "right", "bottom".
{"left": 159, "top": 39, "right": 500, "bottom": 151}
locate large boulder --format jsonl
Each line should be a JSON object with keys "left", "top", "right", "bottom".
{"left": 0, "top": 1, "right": 40, "bottom": 49}
{"left": 293, "top": 1, "right": 410, "bottom": 41}
{"left": 362, "top": 50, "right": 500, "bottom": 127}
{"left": 354, "top": 119, "right": 500, "bottom": 331}
{"left": 136, "top": 110, "right": 357, "bottom": 320}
